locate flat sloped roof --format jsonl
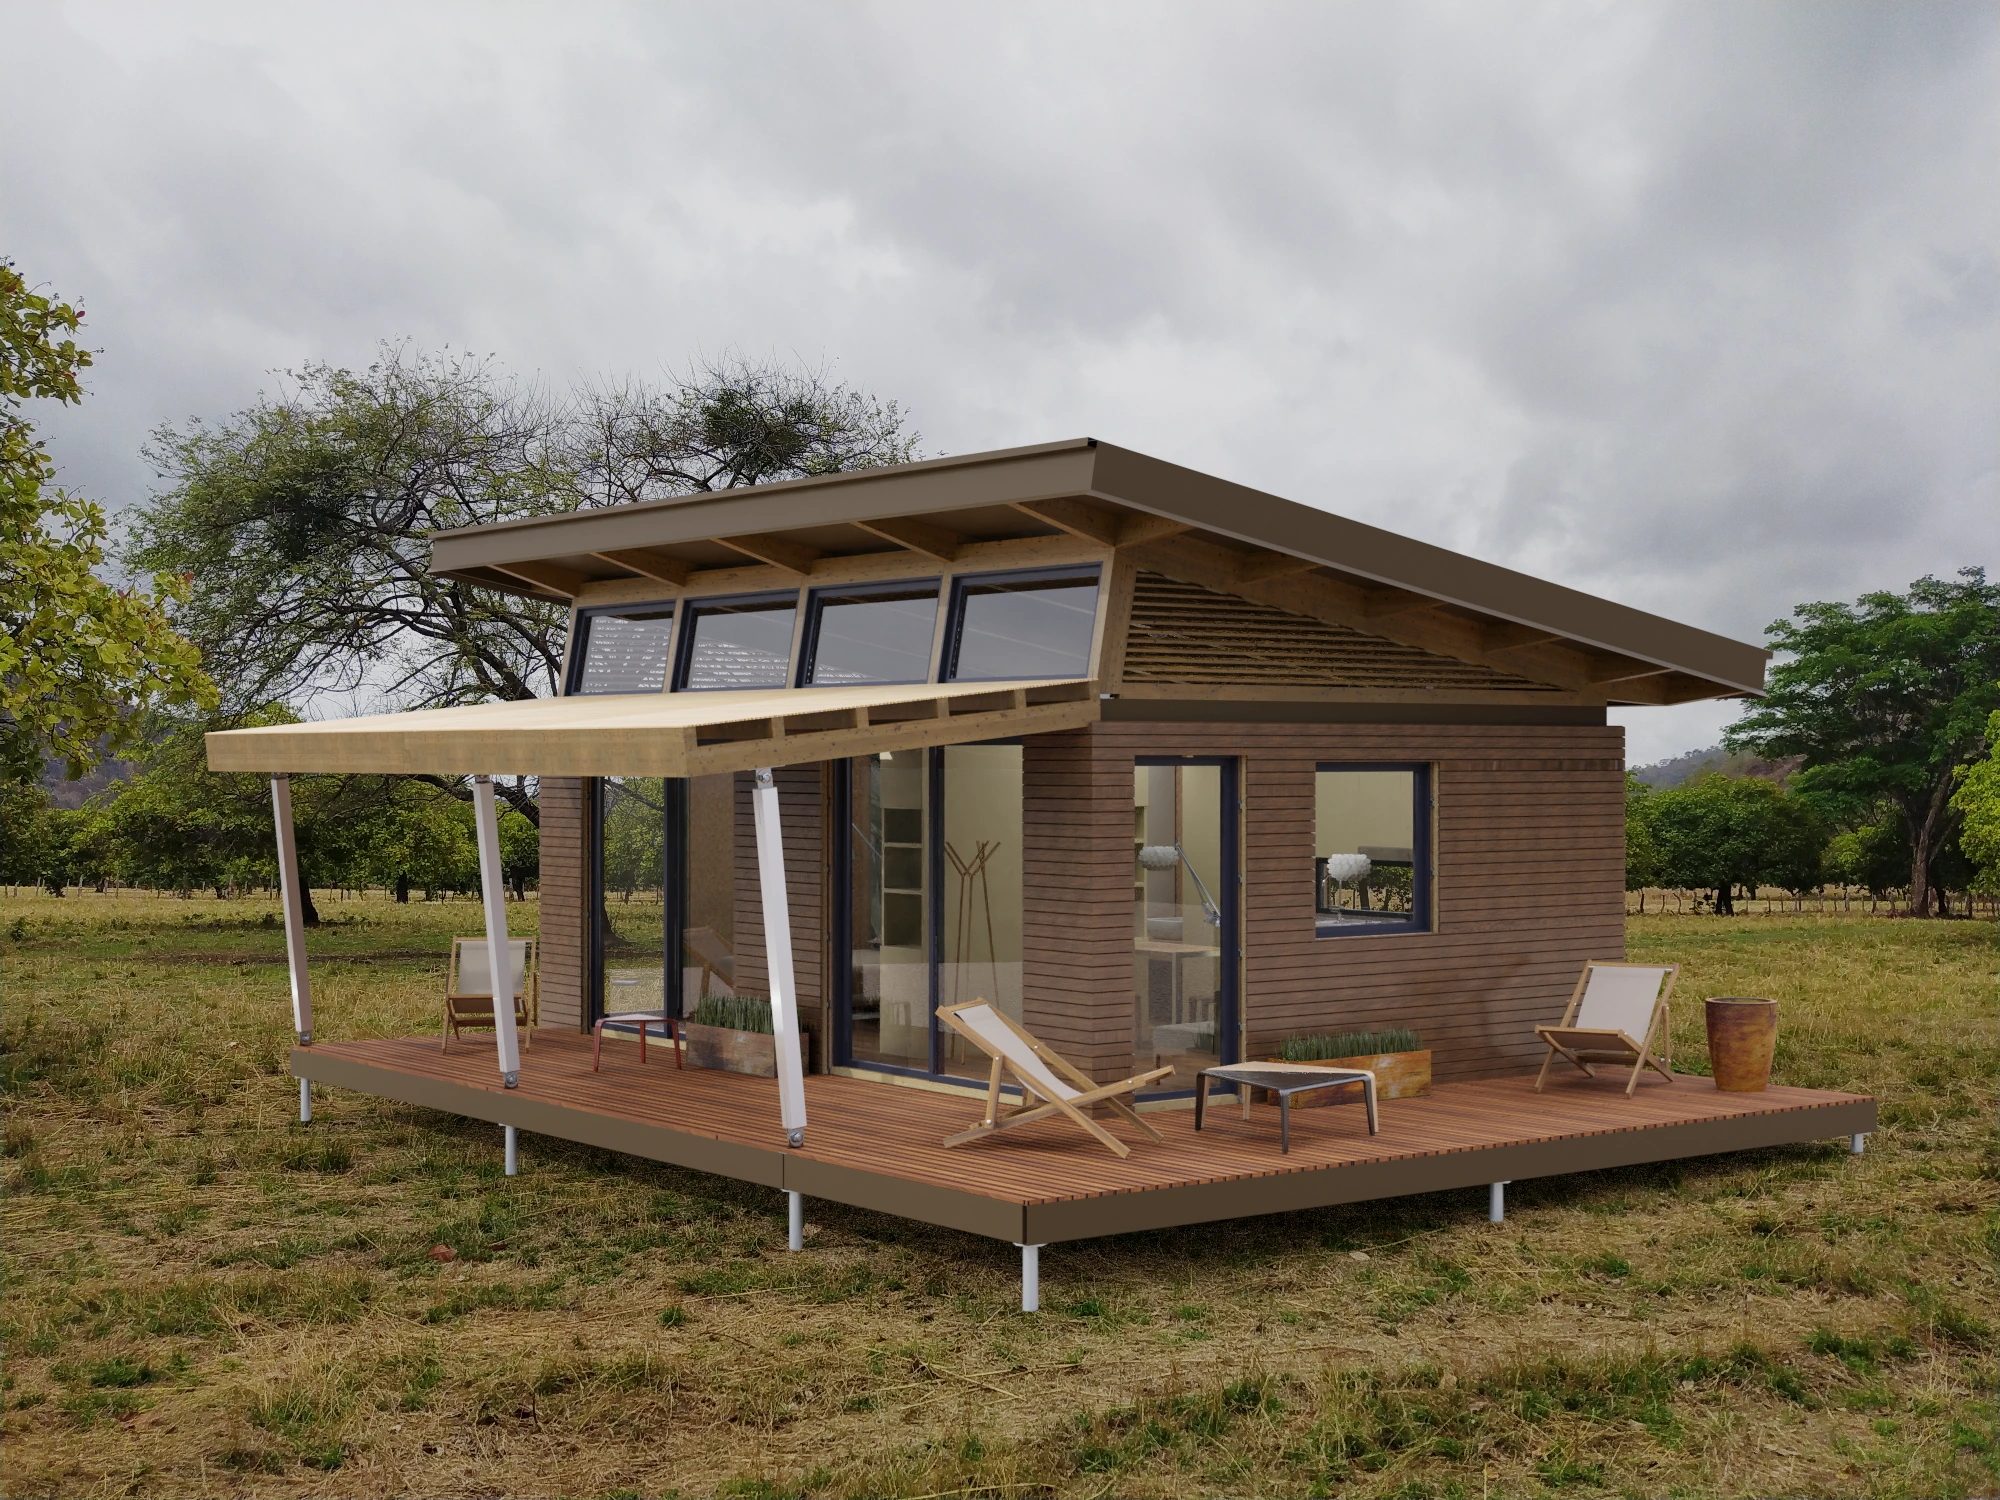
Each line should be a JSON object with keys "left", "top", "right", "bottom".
{"left": 428, "top": 438, "right": 1768, "bottom": 701}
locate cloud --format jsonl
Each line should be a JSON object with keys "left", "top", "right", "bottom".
{"left": 7, "top": 0, "right": 1995, "bottom": 762}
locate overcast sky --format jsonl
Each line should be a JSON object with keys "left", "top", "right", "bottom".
{"left": 7, "top": 0, "right": 1996, "bottom": 762}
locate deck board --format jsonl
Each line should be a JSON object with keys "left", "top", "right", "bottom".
{"left": 295, "top": 1032, "right": 1874, "bottom": 1243}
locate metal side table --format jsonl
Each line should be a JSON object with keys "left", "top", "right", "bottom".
{"left": 1194, "top": 1063, "right": 1379, "bottom": 1152}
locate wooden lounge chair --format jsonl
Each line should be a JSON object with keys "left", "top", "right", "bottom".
{"left": 937, "top": 999, "right": 1175, "bottom": 1158}
{"left": 1534, "top": 960, "right": 1677, "bottom": 1096}
{"left": 682, "top": 925, "right": 736, "bottom": 999}
{"left": 443, "top": 937, "right": 539, "bottom": 1052}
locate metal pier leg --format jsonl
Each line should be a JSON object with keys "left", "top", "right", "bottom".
{"left": 788, "top": 1191, "right": 804, "bottom": 1251}
{"left": 1850, "top": 1133, "right": 1867, "bottom": 1155}
{"left": 504, "top": 1125, "right": 518, "bottom": 1176}
{"left": 299, "top": 1078, "right": 311, "bottom": 1123}
{"left": 1489, "top": 1181, "right": 1509, "bottom": 1223}
{"left": 1017, "top": 1243, "right": 1043, "bottom": 1312}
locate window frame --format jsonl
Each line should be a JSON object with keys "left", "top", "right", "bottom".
{"left": 564, "top": 599, "right": 678, "bottom": 697}
{"left": 670, "top": 588, "right": 803, "bottom": 693}
{"left": 940, "top": 563, "right": 1104, "bottom": 683}
{"left": 795, "top": 576, "right": 944, "bottom": 688}
{"left": 1312, "top": 761, "right": 1434, "bottom": 940}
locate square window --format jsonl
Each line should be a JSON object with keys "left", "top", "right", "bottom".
{"left": 943, "top": 566, "right": 1101, "bottom": 682}
{"left": 569, "top": 604, "right": 676, "bottom": 695}
{"left": 1315, "top": 765, "right": 1430, "bottom": 937}
{"left": 675, "top": 592, "right": 799, "bottom": 691}
{"left": 800, "top": 581, "right": 940, "bottom": 685}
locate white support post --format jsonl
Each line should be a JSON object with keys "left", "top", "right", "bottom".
{"left": 1017, "top": 1243, "right": 1042, "bottom": 1312}
{"left": 472, "top": 777, "right": 522, "bottom": 1088}
{"left": 788, "top": 1190, "right": 804, "bottom": 1251}
{"left": 1850, "top": 1133, "right": 1867, "bottom": 1155}
{"left": 504, "top": 1125, "right": 518, "bottom": 1176}
{"left": 1489, "top": 1181, "right": 1508, "bottom": 1223}
{"left": 752, "top": 768, "right": 808, "bottom": 1147}
{"left": 299, "top": 1078, "right": 311, "bottom": 1123}
{"left": 270, "top": 776, "right": 314, "bottom": 1046}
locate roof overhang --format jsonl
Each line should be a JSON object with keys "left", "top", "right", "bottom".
{"left": 205, "top": 680, "right": 1097, "bottom": 779}
{"left": 427, "top": 439, "right": 1769, "bottom": 704}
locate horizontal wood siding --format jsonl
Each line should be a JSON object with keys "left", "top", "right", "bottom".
{"left": 1021, "top": 730, "right": 1136, "bottom": 1085}
{"left": 537, "top": 777, "right": 588, "bottom": 1032}
{"left": 732, "top": 767, "right": 826, "bottom": 1063}
{"left": 1082, "top": 720, "right": 1626, "bottom": 1082}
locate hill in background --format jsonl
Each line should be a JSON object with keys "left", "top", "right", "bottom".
{"left": 1630, "top": 744, "right": 1803, "bottom": 790}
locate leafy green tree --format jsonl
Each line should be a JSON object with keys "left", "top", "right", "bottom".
{"left": 1727, "top": 571, "right": 2000, "bottom": 916}
{"left": 1624, "top": 773, "right": 1660, "bottom": 893}
{"left": 499, "top": 808, "right": 539, "bottom": 900}
{"left": 1951, "top": 709, "right": 2000, "bottom": 894}
{"left": 1822, "top": 818, "right": 1908, "bottom": 898}
{"left": 128, "top": 348, "right": 919, "bottom": 825}
{"left": 0, "top": 259, "right": 214, "bottom": 784}
{"left": 1645, "top": 774, "right": 1826, "bottom": 913}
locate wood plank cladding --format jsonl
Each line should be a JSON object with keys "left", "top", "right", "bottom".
{"left": 1021, "top": 732, "right": 1137, "bottom": 1086}
{"left": 1121, "top": 572, "right": 1549, "bottom": 693}
{"left": 536, "top": 777, "right": 588, "bottom": 1032}
{"left": 1032, "top": 720, "right": 1627, "bottom": 1084}
{"left": 732, "top": 767, "right": 826, "bottom": 1061}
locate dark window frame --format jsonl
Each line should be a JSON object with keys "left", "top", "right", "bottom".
{"left": 1312, "top": 761, "right": 1434, "bottom": 939}
{"left": 671, "top": 588, "right": 801, "bottom": 693}
{"left": 940, "top": 563, "right": 1103, "bottom": 683}
{"left": 795, "top": 576, "right": 943, "bottom": 688}
{"left": 565, "top": 599, "right": 677, "bottom": 696}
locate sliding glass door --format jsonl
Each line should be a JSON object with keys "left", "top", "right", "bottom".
{"left": 836, "top": 745, "right": 1023, "bottom": 1080}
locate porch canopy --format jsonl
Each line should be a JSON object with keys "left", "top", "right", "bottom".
{"left": 210, "top": 677, "right": 1098, "bottom": 1150}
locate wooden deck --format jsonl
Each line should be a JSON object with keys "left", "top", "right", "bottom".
{"left": 294, "top": 1032, "right": 1875, "bottom": 1244}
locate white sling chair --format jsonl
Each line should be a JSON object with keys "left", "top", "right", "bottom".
{"left": 938, "top": 999, "right": 1174, "bottom": 1158}
{"left": 1534, "top": 961, "right": 1677, "bottom": 1096}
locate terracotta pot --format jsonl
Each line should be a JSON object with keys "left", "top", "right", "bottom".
{"left": 1704, "top": 998, "right": 1777, "bottom": 1092}
{"left": 1254, "top": 1049, "right": 1432, "bottom": 1106}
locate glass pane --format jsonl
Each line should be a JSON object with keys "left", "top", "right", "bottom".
{"left": 576, "top": 608, "right": 675, "bottom": 694}
{"left": 846, "top": 752, "right": 930, "bottom": 1070}
{"left": 949, "top": 572, "right": 1099, "bottom": 681}
{"left": 1134, "top": 763, "right": 1224, "bottom": 1091}
{"left": 1315, "top": 769, "right": 1418, "bottom": 931}
{"left": 680, "top": 596, "right": 798, "bottom": 690}
{"left": 600, "top": 777, "right": 667, "bottom": 1015}
{"left": 939, "top": 745, "right": 1023, "bottom": 1073}
{"left": 805, "top": 585, "right": 940, "bottom": 685}
{"left": 680, "top": 772, "right": 737, "bottom": 1008}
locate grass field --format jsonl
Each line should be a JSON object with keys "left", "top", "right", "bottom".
{"left": 1, "top": 891, "right": 1994, "bottom": 1499}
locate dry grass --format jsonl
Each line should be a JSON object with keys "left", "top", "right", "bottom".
{"left": 1, "top": 892, "right": 1994, "bottom": 1498}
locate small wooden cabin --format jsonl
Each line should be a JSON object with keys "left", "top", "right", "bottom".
{"left": 379, "top": 438, "right": 1765, "bottom": 1098}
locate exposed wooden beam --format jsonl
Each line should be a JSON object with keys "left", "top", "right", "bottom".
{"left": 1586, "top": 659, "right": 1674, "bottom": 685}
{"left": 1116, "top": 513, "right": 1193, "bottom": 546}
{"left": 592, "top": 548, "right": 691, "bottom": 587}
{"left": 1481, "top": 623, "right": 1566, "bottom": 655}
{"left": 488, "top": 559, "right": 589, "bottom": 596}
{"left": 716, "top": 533, "right": 820, "bottom": 575}
{"left": 851, "top": 516, "right": 961, "bottom": 561}
{"left": 1234, "top": 549, "right": 1321, "bottom": 585}
{"left": 1010, "top": 497, "right": 1120, "bottom": 547}
{"left": 1361, "top": 586, "right": 1443, "bottom": 619}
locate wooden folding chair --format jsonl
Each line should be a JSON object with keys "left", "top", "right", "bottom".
{"left": 1533, "top": 960, "right": 1677, "bottom": 1096}
{"left": 443, "top": 937, "right": 539, "bottom": 1052}
{"left": 937, "top": 999, "right": 1175, "bottom": 1158}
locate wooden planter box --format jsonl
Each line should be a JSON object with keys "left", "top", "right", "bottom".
{"left": 1254, "top": 1049, "right": 1431, "bottom": 1107}
{"left": 681, "top": 1023, "right": 811, "bottom": 1079}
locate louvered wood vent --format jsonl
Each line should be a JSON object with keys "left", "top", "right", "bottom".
{"left": 1121, "top": 573, "right": 1551, "bottom": 692}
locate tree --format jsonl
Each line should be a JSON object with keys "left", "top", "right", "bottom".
{"left": 1727, "top": 570, "right": 2000, "bottom": 917}
{"left": 1952, "top": 710, "right": 2000, "bottom": 894}
{"left": 1643, "top": 774, "right": 1826, "bottom": 914}
{"left": 1624, "top": 773, "right": 1661, "bottom": 901}
{"left": 0, "top": 259, "right": 214, "bottom": 784}
{"left": 128, "top": 348, "right": 921, "bottom": 824}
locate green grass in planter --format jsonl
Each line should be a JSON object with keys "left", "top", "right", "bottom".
{"left": 686, "top": 994, "right": 775, "bottom": 1034}
{"left": 1278, "top": 1027, "right": 1420, "bottom": 1062}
